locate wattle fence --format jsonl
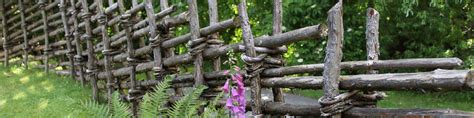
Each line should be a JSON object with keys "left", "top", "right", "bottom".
{"left": 1, "top": 0, "right": 473, "bottom": 117}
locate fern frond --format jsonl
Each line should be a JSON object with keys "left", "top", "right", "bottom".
{"left": 140, "top": 76, "right": 172, "bottom": 118}
{"left": 167, "top": 85, "right": 207, "bottom": 118}
{"left": 203, "top": 91, "right": 226, "bottom": 118}
{"left": 111, "top": 92, "right": 131, "bottom": 118}
{"left": 81, "top": 100, "right": 109, "bottom": 117}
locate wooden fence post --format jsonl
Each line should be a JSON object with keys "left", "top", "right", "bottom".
{"left": 144, "top": 0, "right": 164, "bottom": 81}
{"left": 238, "top": 0, "right": 263, "bottom": 116}
{"left": 39, "top": 0, "right": 50, "bottom": 73}
{"left": 94, "top": 0, "right": 115, "bottom": 107}
{"left": 271, "top": 0, "right": 285, "bottom": 104}
{"left": 1, "top": 1, "right": 9, "bottom": 67}
{"left": 79, "top": 0, "right": 99, "bottom": 101}
{"left": 187, "top": 0, "right": 206, "bottom": 86}
{"left": 18, "top": 0, "right": 29, "bottom": 69}
{"left": 59, "top": 0, "right": 76, "bottom": 81}
{"left": 320, "top": 1, "right": 343, "bottom": 117}
{"left": 117, "top": 0, "right": 141, "bottom": 117}
{"left": 160, "top": 0, "right": 183, "bottom": 96}
{"left": 70, "top": 0, "right": 86, "bottom": 86}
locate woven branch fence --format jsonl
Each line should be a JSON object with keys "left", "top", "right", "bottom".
{"left": 0, "top": 0, "right": 473, "bottom": 117}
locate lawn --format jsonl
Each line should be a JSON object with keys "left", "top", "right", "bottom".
{"left": 0, "top": 64, "right": 99, "bottom": 117}
{"left": 0, "top": 63, "right": 473, "bottom": 117}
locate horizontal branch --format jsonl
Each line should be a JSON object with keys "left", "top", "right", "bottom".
{"left": 260, "top": 69, "right": 474, "bottom": 91}
{"left": 262, "top": 58, "right": 463, "bottom": 77}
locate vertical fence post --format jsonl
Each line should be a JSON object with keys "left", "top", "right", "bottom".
{"left": 144, "top": 0, "right": 164, "bottom": 82}
{"left": 238, "top": 0, "right": 263, "bottom": 116}
{"left": 207, "top": 0, "right": 223, "bottom": 71}
{"left": 18, "top": 0, "right": 29, "bottom": 69}
{"left": 365, "top": 7, "right": 381, "bottom": 108}
{"left": 39, "top": 0, "right": 50, "bottom": 73}
{"left": 187, "top": 0, "right": 205, "bottom": 86}
{"left": 117, "top": 0, "right": 140, "bottom": 117}
{"left": 79, "top": 0, "right": 99, "bottom": 101}
{"left": 320, "top": 1, "right": 343, "bottom": 117}
{"left": 59, "top": 0, "right": 77, "bottom": 81}
{"left": 95, "top": 0, "right": 115, "bottom": 107}
{"left": 70, "top": 0, "right": 86, "bottom": 86}
{"left": 1, "top": 1, "right": 9, "bottom": 67}
{"left": 160, "top": 0, "right": 182, "bottom": 96}
{"left": 271, "top": 0, "right": 285, "bottom": 104}
{"left": 366, "top": 8, "right": 379, "bottom": 74}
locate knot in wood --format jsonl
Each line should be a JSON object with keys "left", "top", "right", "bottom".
{"left": 187, "top": 38, "right": 207, "bottom": 56}
{"left": 97, "top": 14, "right": 107, "bottom": 25}
{"left": 58, "top": 3, "right": 66, "bottom": 11}
{"left": 120, "top": 14, "right": 132, "bottom": 28}
{"left": 38, "top": 1, "right": 47, "bottom": 9}
{"left": 81, "top": 34, "right": 91, "bottom": 41}
{"left": 79, "top": 12, "right": 92, "bottom": 19}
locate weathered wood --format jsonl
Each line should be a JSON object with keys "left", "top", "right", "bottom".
{"left": 262, "top": 58, "right": 463, "bottom": 77}
{"left": 18, "top": 0, "right": 29, "bottom": 69}
{"left": 271, "top": 0, "right": 284, "bottom": 103}
{"left": 0, "top": 7, "right": 179, "bottom": 59}
{"left": 117, "top": 0, "right": 140, "bottom": 116}
{"left": 261, "top": 69, "right": 474, "bottom": 91}
{"left": 321, "top": 2, "right": 343, "bottom": 117}
{"left": 70, "top": 0, "right": 86, "bottom": 86}
{"left": 144, "top": 0, "right": 163, "bottom": 80}
{"left": 263, "top": 102, "right": 474, "bottom": 117}
{"left": 208, "top": 0, "right": 222, "bottom": 72}
{"left": 188, "top": 0, "right": 205, "bottom": 86}
{"left": 238, "top": 0, "right": 263, "bottom": 115}
{"left": 95, "top": 0, "right": 114, "bottom": 107}
{"left": 1, "top": 1, "right": 10, "bottom": 67}
{"left": 366, "top": 8, "right": 380, "bottom": 74}
{"left": 164, "top": 24, "right": 326, "bottom": 67}
{"left": 80, "top": 0, "right": 99, "bottom": 101}
{"left": 59, "top": 0, "right": 76, "bottom": 80}
{"left": 39, "top": 0, "right": 51, "bottom": 73}
{"left": 161, "top": 0, "right": 182, "bottom": 96}
{"left": 91, "top": 25, "right": 325, "bottom": 78}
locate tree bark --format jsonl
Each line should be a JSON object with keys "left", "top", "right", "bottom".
{"left": 261, "top": 69, "right": 474, "bottom": 91}
{"left": 187, "top": 0, "right": 205, "bottom": 86}
{"left": 262, "top": 58, "right": 462, "bottom": 77}
{"left": 238, "top": 0, "right": 263, "bottom": 115}
{"left": 271, "top": 0, "right": 284, "bottom": 104}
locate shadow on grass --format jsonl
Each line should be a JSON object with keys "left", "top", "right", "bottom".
{"left": 0, "top": 63, "right": 102, "bottom": 117}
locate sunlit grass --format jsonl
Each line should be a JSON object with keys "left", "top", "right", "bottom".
{"left": 0, "top": 63, "right": 100, "bottom": 117}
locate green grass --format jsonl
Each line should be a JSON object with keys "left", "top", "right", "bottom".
{"left": 0, "top": 64, "right": 99, "bottom": 117}
{"left": 292, "top": 89, "right": 474, "bottom": 111}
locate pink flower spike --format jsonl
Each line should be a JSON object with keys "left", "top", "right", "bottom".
{"left": 225, "top": 98, "right": 233, "bottom": 109}
{"left": 222, "top": 79, "right": 230, "bottom": 93}
{"left": 234, "top": 66, "right": 241, "bottom": 71}
{"left": 231, "top": 88, "right": 240, "bottom": 97}
{"left": 235, "top": 73, "right": 243, "bottom": 81}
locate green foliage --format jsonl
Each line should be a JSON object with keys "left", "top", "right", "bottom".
{"left": 166, "top": 85, "right": 207, "bottom": 118}
{"left": 84, "top": 75, "right": 224, "bottom": 118}
{"left": 82, "top": 100, "right": 109, "bottom": 118}
{"left": 111, "top": 92, "right": 131, "bottom": 118}
{"left": 139, "top": 76, "right": 173, "bottom": 117}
